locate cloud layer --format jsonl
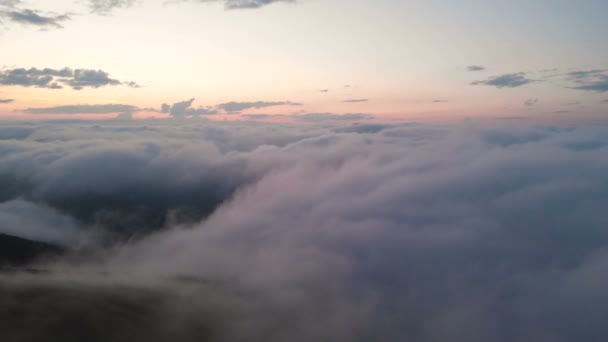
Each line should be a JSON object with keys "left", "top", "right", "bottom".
{"left": 2, "top": 120, "right": 608, "bottom": 341}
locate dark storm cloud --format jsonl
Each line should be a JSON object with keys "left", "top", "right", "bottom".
{"left": 24, "top": 104, "right": 138, "bottom": 115}
{"left": 294, "top": 112, "right": 374, "bottom": 121}
{"left": 0, "top": 68, "right": 137, "bottom": 90}
{"left": 467, "top": 65, "right": 485, "bottom": 71}
{"left": 216, "top": 101, "right": 301, "bottom": 114}
{"left": 2, "top": 9, "right": 70, "bottom": 29}
{"left": 0, "top": 98, "right": 14, "bottom": 103}
{"left": 472, "top": 72, "right": 534, "bottom": 88}
{"left": 343, "top": 99, "right": 368, "bottom": 103}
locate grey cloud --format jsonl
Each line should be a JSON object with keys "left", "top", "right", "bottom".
{"left": 319, "top": 89, "right": 329, "bottom": 93}
{"left": 224, "top": 0, "right": 293, "bottom": 9}
{"left": 343, "top": 99, "right": 368, "bottom": 103}
{"left": 294, "top": 112, "right": 374, "bottom": 121}
{"left": 472, "top": 72, "right": 534, "bottom": 88}
{"left": 2, "top": 9, "right": 71, "bottom": 29}
{"left": 0, "top": 98, "right": 13, "bottom": 103}
{"left": 467, "top": 65, "right": 485, "bottom": 71}
{"left": 193, "top": 0, "right": 294, "bottom": 10}
{"left": 88, "top": 0, "right": 137, "bottom": 14}
{"left": 87, "top": 0, "right": 293, "bottom": 14}
{"left": 163, "top": 98, "right": 218, "bottom": 118}
{"left": 0, "top": 68, "right": 137, "bottom": 90}
{"left": 116, "top": 111, "right": 134, "bottom": 120}
{"left": 567, "top": 70, "right": 608, "bottom": 92}
{"left": 432, "top": 100, "right": 448, "bottom": 103}
{"left": 496, "top": 116, "right": 527, "bottom": 120}
{"left": 524, "top": 98, "right": 539, "bottom": 107}
{"left": 243, "top": 114, "right": 284, "bottom": 120}
{"left": 217, "top": 101, "right": 301, "bottom": 114}
{"left": 160, "top": 103, "right": 171, "bottom": 113}
{"left": 24, "top": 104, "right": 138, "bottom": 115}
{"left": 0, "top": 0, "right": 20, "bottom": 8}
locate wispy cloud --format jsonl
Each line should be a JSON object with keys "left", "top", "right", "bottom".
{"left": 0, "top": 98, "right": 14, "bottom": 103}
{"left": 2, "top": 9, "right": 71, "bottom": 29}
{"left": 216, "top": 101, "right": 301, "bottom": 114}
{"left": 294, "top": 112, "right": 373, "bottom": 122}
{"left": 343, "top": 99, "right": 368, "bottom": 103}
{"left": 88, "top": 0, "right": 136, "bottom": 15}
{"left": 467, "top": 65, "right": 485, "bottom": 71}
{"left": 0, "top": 68, "right": 139, "bottom": 90}
{"left": 524, "top": 98, "right": 539, "bottom": 107}
{"left": 24, "top": 104, "right": 138, "bottom": 114}
{"left": 161, "top": 98, "right": 218, "bottom": 118}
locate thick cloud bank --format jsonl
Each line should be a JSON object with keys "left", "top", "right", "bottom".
{"left": 2, "top": 119, "right": 608, "bottom": 341}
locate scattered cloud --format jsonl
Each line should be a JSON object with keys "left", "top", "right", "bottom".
{"left": 88, "top": 0, "right": 137, "bottom": 15}
{"left": 23, "top": 104, "right": 138, "bottom": 115}
{"left": 87, "top": 0, "right": 294, "bottom": 14}
{"left": 432, "top": 100, "right": 449, "bottom": 103}
{"left": 0, "top": 0, "right": 20, "bottom": 7}
{"left": 319, "top": 89, "right": 329, "bottom": 93}
{"left": 216, "top": 101, "right": 301, "bottom": 114}
{"left": 472, "top": 72, "right": 534, "bottom": 88}
{"left": 0, "top": 98, "right": 13, "bottom": 103}
{"left": 343, "top": 99, "right": 368, "bottom": 103}
{"left": 567, "top": 69, "right": 608, "bottom": 92}
{"left": 467, "top": 65, "right": 485, "bottom": 71}
{"left": 161, "top": 98, "right": 218, "bottom": 118}
{"left": 524, "top": 98, "right": 539, "bottom": 107}
{"left": 0, "top": 68, "right": 138, "bottom": 90}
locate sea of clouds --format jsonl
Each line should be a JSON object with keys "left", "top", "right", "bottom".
{"left": 1, "top": 119, "right": 608, "bottom": 341}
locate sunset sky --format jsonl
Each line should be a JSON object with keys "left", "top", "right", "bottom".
{"left": 1, "top": 0, "right": 608, "bottom": 122}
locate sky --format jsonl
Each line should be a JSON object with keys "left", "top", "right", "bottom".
{"left": 3, "top": 2, "right": 608, "bottom": 340}
{"left": 1, "top": 0, "right": 608, "bottom": 122}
